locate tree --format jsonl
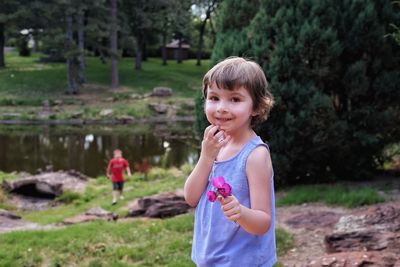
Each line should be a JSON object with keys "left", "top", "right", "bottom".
{"left": 204, "top": 0, "right": 400, "bottom": 185}
{"left": 192, "top": 0, "right": 219, "bottom": 66}
{"left": 0, "top": 0, "right": 23, "bottom": 68}
{"left": 121, "top": 0, "right": 158, "bottom": 70}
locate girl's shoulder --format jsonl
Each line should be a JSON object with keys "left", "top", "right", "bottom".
{"left": 246, "top": 144, "right": 272, "bottom": 170}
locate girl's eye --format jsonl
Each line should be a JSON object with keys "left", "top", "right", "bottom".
{"left": 208, "top": 96, "right": 219, "bottom": 101}
{"left": 231, "top": 97, "right": 241, "bottom": 102}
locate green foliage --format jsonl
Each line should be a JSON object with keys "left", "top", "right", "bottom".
{"left": 277, "top": 184, "right": 385, "bottom": 208}
{"left": 208, "top": 0, "right": 400, "bottom": 185}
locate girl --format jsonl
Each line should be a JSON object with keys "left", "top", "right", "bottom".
{"left": 184, "top": 57, "right": 277, "bottom": 266}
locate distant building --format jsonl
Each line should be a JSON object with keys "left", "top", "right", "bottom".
{"left": 164, "top": 39, "right": 190, "bottom": 60}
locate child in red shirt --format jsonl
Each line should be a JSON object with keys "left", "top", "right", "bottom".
{"left": 107, "top": 149, "right": 132, "bottom": 205}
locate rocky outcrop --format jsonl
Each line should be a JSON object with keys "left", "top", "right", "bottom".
{"left": 127, "top": 190, "right": 191, "bottom": 218}
{"left": 325, "top": 204, "right": 400, "bottom": 254}
{"left": 62, "top": 207, "right": 118, "bottom": 225}
{"left": 306, "top": 203, "right": 400, "bottom": 266}
{"left": 2, "top": 171, "right": 88, "bottom": 198}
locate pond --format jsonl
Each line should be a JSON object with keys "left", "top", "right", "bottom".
{"left": 0, "top": 123, "right": 200, "bottom": 177}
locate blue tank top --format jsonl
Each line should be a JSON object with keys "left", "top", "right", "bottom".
{"left": 192, "top": 136, "right": 277, "bottom": 267}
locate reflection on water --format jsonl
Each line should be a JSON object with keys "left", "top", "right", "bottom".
{"left": 0, "top": 123, "right": 199, "bottom": 177}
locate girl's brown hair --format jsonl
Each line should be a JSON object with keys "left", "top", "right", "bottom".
{"left": 203, "top": 57, "right": 274, "bottom": 126}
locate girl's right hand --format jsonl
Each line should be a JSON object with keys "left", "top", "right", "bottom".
{"left": 200, "top": 125, "right": 231, "bottom": 161}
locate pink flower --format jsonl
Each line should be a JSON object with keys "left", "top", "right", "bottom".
{"left": 217, "top": 183, "right": 232, "bottom": 198}
{"left": 207, "top": 176, "right": 232, "bottom": 202}
{"left": 212, "top": 176, "right": 226, "bottom": 188}
{"left": 207, "top": 191, "right": 217, "bottom": 202}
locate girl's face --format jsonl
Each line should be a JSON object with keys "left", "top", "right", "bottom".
{"left": 205, "top": 83, "right": 256, "bottom": 134}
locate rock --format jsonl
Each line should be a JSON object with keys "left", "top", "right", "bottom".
{"left": 130, "top": 94, "right": 144, "bottom": 100}
{"left": 3, "top": 171, "right": 87, "bottom": 196}
{"left": 0, "top": 209, "right": 21, "bottom": 220}
{"left": 307, "top": 251, "right": 399, "bottom": 267}
{"left": 99, "top": 109, "right": 113, "bottom": 117}
{"left": 117, "top": 115, "right": 135, "bottom": 123}
{"left": 62, "top": 207, "right": 118, "bottom": 225}
{"left": 127, "top": 190, "right": 191, "bottom": 218}
{"left": 151, "top": 87, "right": 173, "bottom": 97}
{"left": 148, "top": 103, "right": 168, "bottom": 114}
{"left": 0, "top": 208, "right": 46, "bottom": 233}
{"left": 326, "top": 203, "right": 400, "bottom": 254}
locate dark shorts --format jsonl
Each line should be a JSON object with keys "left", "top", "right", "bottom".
{"left": 112, "top": 181, "right": 124, "bottom": 191}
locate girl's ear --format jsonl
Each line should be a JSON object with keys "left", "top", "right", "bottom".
{"left": 251, "top": 108, "right": 259, "bottom": 117}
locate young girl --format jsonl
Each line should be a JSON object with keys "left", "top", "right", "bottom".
{"left": 184, "top": 57, "right": 277, "bottom": 266}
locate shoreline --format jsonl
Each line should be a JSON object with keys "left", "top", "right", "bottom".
{"left": 0, "top": 115, "right": 195, "bottom": 125}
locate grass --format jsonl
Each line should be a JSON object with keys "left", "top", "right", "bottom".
{"left": 0, "top": 212, "right": 293, "bottom": 267}
{"left": 277, "top": 183, "right": 386, "bottom": 208}
{"left": 0, "top": 166, "right": 294, "bottom": 267}
{"left": 0, "top": 52, "right": 208, "bottom": 99}
{"left": 21, "top": 169, "right": 186, "bottom": 224}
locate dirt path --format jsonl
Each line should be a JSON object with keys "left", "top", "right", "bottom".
{"left": 276, "top": 182, "right": 400, "bottom": 267}
{"left": 276, "top": 204, "right": 349, "bottom": 266}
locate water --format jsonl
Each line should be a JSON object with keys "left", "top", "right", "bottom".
{"left": 0, "top": 123, "right": 199, "bottom": 177}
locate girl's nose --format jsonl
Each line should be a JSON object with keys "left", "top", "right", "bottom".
{"left": 217, "top": 100, "right": 228, "bottom": 113}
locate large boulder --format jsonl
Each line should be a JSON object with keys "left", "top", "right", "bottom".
{"left": 306, "top": 203, "right": 400, "bottom": 267}
{"left": 2, "top": 171, "right": 88, "bottom": 199}
{"left": 325, "top": 203, "right": 400, "bottom": 254}
{"left": 127, "top": 190, "right": 191, "bottom": 218}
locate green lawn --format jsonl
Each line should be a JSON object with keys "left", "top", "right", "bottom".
{"left": 0, "top": 52, "right": 209, "bottom": 100}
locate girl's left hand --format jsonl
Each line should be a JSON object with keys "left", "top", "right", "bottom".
{"left": 218, "top": 195, "right": 242, "bottom": 222}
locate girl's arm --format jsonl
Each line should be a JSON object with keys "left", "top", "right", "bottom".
{"left": 218, "top": 146, "right": 273, "bottom": 235}
{"left": 184, "top": 125, "right": 231, "bottom": 207}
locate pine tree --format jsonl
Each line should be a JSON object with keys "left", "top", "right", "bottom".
{"left": 205, "top": 0, "right": 400, "bottom": 185}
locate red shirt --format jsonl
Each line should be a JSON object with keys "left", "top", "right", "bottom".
{"left": 108, "top": 158, "right": 128, "bottom": 182}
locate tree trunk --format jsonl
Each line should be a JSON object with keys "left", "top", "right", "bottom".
{"left": 162, "top": 29, "right": 167, "bottom": 66}
{"left": 66, "top": 15, "right": 78, "bottom": 94}
{"left": 142, "top": 40, "right": 147, "bottom": 61}
{"left": 0, "top": 23, "right": 5, "bottom": 68}
{"left": 110, "top": 0, "right": 119, "bottom": 89}
{"left": 196, "top": 19, "right": 207, "bottom": 66}
{"left": 77, "top": 11, "right": 86, "bottom": 84}
{"left": 177, "top": 37, "right": 182, "bottom": 64}
{"left": 135, "top": 33, "right": 143, "bottom": 70}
